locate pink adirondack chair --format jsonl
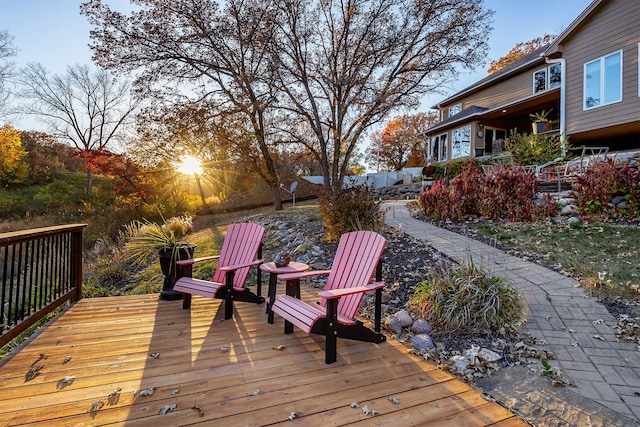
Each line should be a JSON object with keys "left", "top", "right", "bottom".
{"left": 271, "top": 231, "right": 387, "bottom": 364}
{"left": 174, "top": 223, "right": 265, "bottom": 320}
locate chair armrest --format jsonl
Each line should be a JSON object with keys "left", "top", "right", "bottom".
{"left": 278, "top": 270, "right": 331, "bottom": 281}
{"left": 220, "top": 259, "right": 264, "bottom": 272}
{"left": 319, "top": 282, "right": 385, "bottom": 299}
{"left": 176, "top": 255, "right": 220, "bottom": 266}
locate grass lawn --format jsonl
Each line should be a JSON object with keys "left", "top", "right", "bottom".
{"left": 475, "top": 219, "right": 640, "bottom": 300}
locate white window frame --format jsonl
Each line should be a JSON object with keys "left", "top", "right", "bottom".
{"left": 448, "top": 104, "right": 461, "bottom": 118}
{"left": 583, "top": 50, "right": 623, "bottom": 110}
{"left": 430, "top": 133, "right": 448, "bottom": 162}
{"left": 533, "top": 63, "right": 562, "bottom": 94}
{"left": 451, "top": 125, "right": 471, "bottom": 160}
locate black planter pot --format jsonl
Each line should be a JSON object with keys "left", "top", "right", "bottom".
{"left": 158, "top": 244, "right": 196, "bottom": 300}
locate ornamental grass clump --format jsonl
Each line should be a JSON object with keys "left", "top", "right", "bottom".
{"left": 120, "top": 215, "right": 193, "bottom": 266}
{"left": 411, "top": 258, "right": 525, "bottom": 336}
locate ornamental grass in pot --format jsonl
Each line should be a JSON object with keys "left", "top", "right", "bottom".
{"left": 122, "top": 215, "right": 195, "bottom": 300}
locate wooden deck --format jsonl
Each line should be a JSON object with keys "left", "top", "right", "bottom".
{"left": 0, "top": 289, "right": 527, "bottom": 426}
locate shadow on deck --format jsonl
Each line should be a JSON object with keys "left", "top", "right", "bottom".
{"left": 0, "top": 290, "right": 526, "bottom": 426}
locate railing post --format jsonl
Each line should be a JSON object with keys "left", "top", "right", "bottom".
{"left": 72, "top": 228, "right": 84, "bottom": 302}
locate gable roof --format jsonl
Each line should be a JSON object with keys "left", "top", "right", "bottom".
{"left": 545, "top": 0, "right": 605, "bottom": 57}
{"left": 427, "top": 105, "right": 487, "bottom": 134}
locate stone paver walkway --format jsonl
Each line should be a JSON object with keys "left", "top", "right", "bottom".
{"left": 384, "top": 201, "right": 640, "bottom": 425}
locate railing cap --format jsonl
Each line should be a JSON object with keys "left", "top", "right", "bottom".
{"left": 0, "top": 224, "right": 87, "bottom": 246}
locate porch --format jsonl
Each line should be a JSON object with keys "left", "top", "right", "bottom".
{"left": 0, "top": 292, "right": 526, "bottom": 426}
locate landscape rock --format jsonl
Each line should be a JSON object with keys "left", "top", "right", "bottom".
{"left": 384, "top": 315, "right": 403, "bottom": 335}
{"left": 395, "top": 310, "right": 413, "bottom": 327}
{"left": 410, "top": 319, "right": 433, "bottom": 334}
{"left": 410, "top": 334, "right": 435, "bottom": 352}
{"left": 449, "top": 355, "right": 471, "bottom": 374}
{"left": 479, "top": 348, "right": 503, "bottom": 363}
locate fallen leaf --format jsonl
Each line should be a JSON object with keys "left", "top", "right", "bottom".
{"left": 159, "top": 404, "right": 176, "bottom": 415}
{"left": 388, "top": 397, "right": 400, "bottom": 404}
{"left": 350, "top": 401, "right": 359, "bottom": 408}
{"left": 89, "top": 400, "right": 104, "bottom": 413}
{"left": 251, "top": 390, "right": 260, "bottom": 396}
{"left": 288, "top": 411, "right": 296, "bottom": 421}
{"left": 273, "top": 344, "right": 285, "bottom": 351}
{"left": 138, "top": 387, "right": 155, "bottom": 396}
{"left": 108, "top": 387, "right": 122, "bottom": 405}
{"left": 220, "top": 347, "right": 230, "bottom": 353}
{"left": 593, "top": 319, "right": 604, "bottom": 325}
{"left": 593, "top": 334, "right": 605, "bottom": 341}
{"left": 193, "top": 404, "right": 204, "bottom": 417}
{"left": 362, "top": 405, "right": 371, "bottom": 416}
{"left": 150, "top": 353, "right": 160, "bottom": 358}
{"left": 63, "top": 355, "right": 72, "bottom": 364}
{"left": 171, "top": 388, "right": 180, "bottom": 395}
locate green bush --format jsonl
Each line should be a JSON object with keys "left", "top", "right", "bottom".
{"left": 505, "top": 129, "right": 563, "bottom": 165}
{"left": 318, "top": 185, "right": 384, "bottom": 242}
{"left": 411, "top": 258, "right": 525, "bottom": 335}
{"left": 431, "top": 158, "right": 480, "bottom": 180}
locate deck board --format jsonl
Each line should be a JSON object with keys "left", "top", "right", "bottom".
{"left": 0, "top": 290, "right": 527, "bottom": 426}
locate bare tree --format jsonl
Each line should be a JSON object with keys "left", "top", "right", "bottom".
{"left": 18, "top": 63, "right": 138, "bottom": 194}
{"left": 271, "top": 0, "right": 492, "bottom": 190}
{"left": 81, "top": 0, "right": 286, "bottom": 210}
{"left": 0, "top": 30, "right": 17, "bottom": 119}
{"left": 82, "top": 0, "right": 492, "bottom": 198}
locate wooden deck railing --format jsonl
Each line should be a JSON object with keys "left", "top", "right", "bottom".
{"left": 0, "top": 224, "right": 86, "bottom": 347}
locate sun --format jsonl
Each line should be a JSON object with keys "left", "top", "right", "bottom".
{"left": 177, "top": 155, "right": 203, "bottom": 175}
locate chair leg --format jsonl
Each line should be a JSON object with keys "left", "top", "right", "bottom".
{"left": 182, "top": 294, "right": 192, "bottom": 309}
{"left": 224, "top": 270, "right": 235, "bottom": 320}
{"left": 325, "top": 299, "right": 338, "bottom": 364}
{"left": 284, "top": 320, "right": 294, "bottom": 334}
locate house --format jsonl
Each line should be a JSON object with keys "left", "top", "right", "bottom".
{"left": 424, "top": 0, "right": 640, "bottom": 162}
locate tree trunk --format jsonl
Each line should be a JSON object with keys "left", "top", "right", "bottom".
{"left": 271, "top": 183, "right": 283, "bottom": 211}
{"left": 86, "top": 167, "right": 93, "bottom": 195}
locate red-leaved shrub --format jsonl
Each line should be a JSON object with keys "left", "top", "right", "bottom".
{"left": 478, "top": 167, "right": 538, "bottom": 221}
{"left": 573, "top": 160, "right": 639, "bottom": 218}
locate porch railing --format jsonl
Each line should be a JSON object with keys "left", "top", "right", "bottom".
{"left": 0, "top": 224, "right": 86, "bottom": 347}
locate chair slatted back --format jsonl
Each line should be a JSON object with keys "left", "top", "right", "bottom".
{"left": 212, "top": 223, "right": 265, "bottom": 289}
{"left": 321, "top": 231, "right": 386, "bottom": 319}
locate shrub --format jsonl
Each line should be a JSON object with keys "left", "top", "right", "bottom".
{"left": 418, "top": 180, "right": 457, "bottom": 220}
{"left": 318, "top": 184, "right": 384, "bottom": 242}
{"left": 505, "top": 129, "right": 563, "bottom": 165}
{"left": 573, "top": 161, "right": 640, "bottom": 218}
{"left": 418, "top": 161, "right": 484, "bottom": 221}
{"left": 431, "top": 158, "right": 480, "bottom": 180}
{"left": 411, "top": 258, "right": 525, "bottom": 335}
{"left": 478, "top": 166, "right": 538, "bottom": 221}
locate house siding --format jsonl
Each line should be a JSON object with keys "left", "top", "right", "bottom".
{"left": 562, "top": 0, "right": 640, "bottom": 136}
{"left": 441, "top": 66, "right": 544, "bottom": 111}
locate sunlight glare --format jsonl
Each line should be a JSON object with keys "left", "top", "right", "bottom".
{"left": 177, "top": 155, "right": 203, "bottom": 175}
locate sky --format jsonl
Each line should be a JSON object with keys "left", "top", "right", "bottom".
{"left": 1, "top": 0, "right": 594, "bottom": 132}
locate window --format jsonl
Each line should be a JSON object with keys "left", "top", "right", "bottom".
{"left": 451, "top": 125, "right": 471, "bottom": 159}
{"left": 430, "top": 133, "right": 448, "bottom": 162}
{"left": 584, "top": 50, "right": 622, "bottom": 109}
{"left": 448, "top": 104, "right": 461, "bottom": 117}
{"left": 533, "top": 63, "right": 562, "bottom": 94}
